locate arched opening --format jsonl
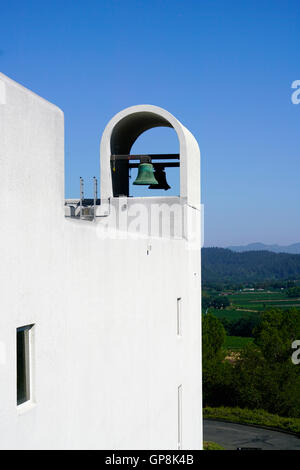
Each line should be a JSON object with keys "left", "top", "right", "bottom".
{"left": 109, "top": 111, "right": 180, "bottom": 198}
{"left": 129, "top": 127, "right": 179, "bottom": 197}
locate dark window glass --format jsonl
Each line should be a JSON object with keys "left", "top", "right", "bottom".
{"left": 17, "top": 326, "right": 32, "bottom": 405}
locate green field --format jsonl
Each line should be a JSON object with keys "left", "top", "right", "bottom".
{"left": 209, "top": 308, "right": 258, "bottom": 321}
{"left": 207, "top": 290, "right": 300, "bottom": 323}
{"left": 228, "top": 291, "right": 286, "bottom": 302}
{"left": 224, "top": 336, "right": 253, "bottom": 350}
{"left": 228, "top": 290, "right": 300, "bottom": 309}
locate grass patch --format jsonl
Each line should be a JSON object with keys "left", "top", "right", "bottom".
{"left": 209, "top": 291, "right": 300, "bottom": 319}
{"left": 228, "top": 292, "right": 286, "bottom": 303}
{"left": 203, "top": 441, "right": 225, "bottom": 450}
{"left": 227, "top": 291, "right": 300, "bottom": 312}
{"left": 210, "top": 308, "right": 258, "bottom": 321}
{"left": 203, "top": 407, "right": 300, "bottom": 436}
{"left": 224, "top": 336, "right": 253, "bottom": 350}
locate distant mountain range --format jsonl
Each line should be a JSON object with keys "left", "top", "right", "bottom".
{"left": 227, "top": 242, "right": 300, "bottom": 254}
{"left": 202, "top": 247, "right": 300, "bottom": 285}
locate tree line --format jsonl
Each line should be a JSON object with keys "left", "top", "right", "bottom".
{"left": 202, "top": 248, "right": 300, "bottom": 286}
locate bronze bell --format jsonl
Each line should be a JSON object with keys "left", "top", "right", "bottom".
{"left": 133, "top": 163, "right": 159, "bottom": 186}
{"left": 149, "top": 167, "right": 171, "bottom": 190}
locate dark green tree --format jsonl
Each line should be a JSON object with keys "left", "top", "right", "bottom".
{"left": 233, "top": 308, "right": 300, "bottom": 416}
{"left": 202, "top": 314, "right": 235, "bottom": 406}
{"left": 286, "top": 287, "right": 300, "bottom": 298}
{"left": 202, "top": 314, "right": 226, "bottom": 361}
{"left": 254, "top": 308, "right": 300, "bottom": 362}
{"left": 210, "top": 296, "right": 230, "bottom": 309}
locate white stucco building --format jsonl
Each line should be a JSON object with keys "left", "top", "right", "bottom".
{"left": 0, "top": 72, "right": 202, "bottom": 449}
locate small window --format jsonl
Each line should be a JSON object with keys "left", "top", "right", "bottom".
{"left": 17, "top": 325, "right": 33, "bottom": 406}
{"left": 178, "top": 384, "right": 182, "bottom": 450}
{"left": 177, "top": 298, "right": 182, "bottom": 336}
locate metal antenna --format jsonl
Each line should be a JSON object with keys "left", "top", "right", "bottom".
{"left": 93, "top": 176, "right": 97, "bottom": 220}
{"left": 80, "top": 177, "right": 84, "bottom": 219}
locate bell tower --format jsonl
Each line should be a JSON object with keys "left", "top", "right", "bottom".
{"left": 100, "top": 105, "right": 200, "bottom": 209}
{"left": 99, "top": 105, "right": 202, "bottom": 449}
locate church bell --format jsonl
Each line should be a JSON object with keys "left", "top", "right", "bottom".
{"left": 149, "top": 167, "right": 171, "bottom": 190}
{"left": 133, "top": 163, "right": 159, "bottom": 186}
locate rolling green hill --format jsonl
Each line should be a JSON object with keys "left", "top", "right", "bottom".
{"left": 202, "top": 248, "right": 300, "bottom": 286}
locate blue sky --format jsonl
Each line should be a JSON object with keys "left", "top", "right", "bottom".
{"left": 1, "top": 0, "right": 300, "bottom": 246}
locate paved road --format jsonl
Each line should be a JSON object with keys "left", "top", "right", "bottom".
{"left": 203, "top": 419, "right": 300, "bottom": 450}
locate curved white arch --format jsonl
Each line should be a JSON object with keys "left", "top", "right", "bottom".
{"left": 100, "top": 105, "right": 200, "bottom": 208}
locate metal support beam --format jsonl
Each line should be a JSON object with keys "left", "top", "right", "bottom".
{"left": 93, "top": 176, "right": 97, "bottom": 220}
{"left": 129, "top": 162, "right": 179, "bottom": 169}
{"left": 111, "top": 153, "right": 180, "bottom": 161}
